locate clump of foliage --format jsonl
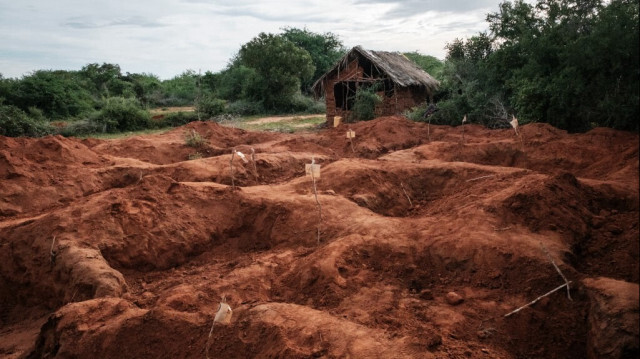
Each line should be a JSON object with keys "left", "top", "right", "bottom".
{"left": 197, "top": 96, "right": 226, "bottom": 118}
{"left": 238, "top": 32, "right": 315, "bottom": 111}
{"left": 281, "top": 27, "right": 346, "bottom": 93}
{"left": 184, "top": 129, "right": 206, "bottom": 148}
{"left": 160, "top": 111, "right": 200, "bottom": 127}
{"left": 349, "top": 85, "right": 382, "bottom": 122}
{"left": 0, "top": 104, "right": 53, "bottom": 137}
{"left": 90, "top": 97, "right": 151, "bottom": 132}
{"left": 226, "top": 99, "right": 265, "bottom": 116}
{"left": 430, "top": 0, "right": 639, "bottom": 132}
{"left": 403, "top": 52, "right": 444, "bottom": 79}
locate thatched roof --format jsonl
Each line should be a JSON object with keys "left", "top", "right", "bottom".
{"left": 312, "top": 45, "right": 440, "bottom": 97}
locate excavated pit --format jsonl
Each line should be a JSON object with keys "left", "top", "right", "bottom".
{"left": 1, "top": 116, "right": 637, "bottom": 359}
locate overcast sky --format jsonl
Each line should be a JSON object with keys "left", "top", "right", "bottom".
{"left": 1, "top": 0, "right": 509, "bottom": 79}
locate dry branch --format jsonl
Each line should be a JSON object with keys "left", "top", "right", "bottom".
{"left": 400, "top": 182, "right": 413, "bottom": 207}
{"left": 229, "top": 149, "right": 236, "bottom": 190}
{"left": 250, "top": 147, "right": 258, "bottom": 183}
{"left": 504, "top": 282, "right": 572, "bottom": 318}
{"left": 466, "top": 174, "right": 496, "bottom": 182}
{"left": 493, "top": 226, "right": 512, "bottom": 232}
{"left": 540, "top": 242, "right": 572, "bottom": 300}
{"left": 49, "top": 236, "right": 57, "bottom": 265}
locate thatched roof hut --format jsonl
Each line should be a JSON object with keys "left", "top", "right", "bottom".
{"left": 312, "top": 46, "right": 439, "bottom": 124}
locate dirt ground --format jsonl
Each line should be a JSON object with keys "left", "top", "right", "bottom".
{"left": 0, "top": 116, "right": 638, "bottom": 359}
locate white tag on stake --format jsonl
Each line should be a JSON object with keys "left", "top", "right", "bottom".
{"left": 235, "top": 151, "right": 248, "bottom": 163}
{"left": 346, "top": 130, "right": 356, "bottom": 139}
{"left": 214, "top": 301, "right": 233, "bottom": 324}
{"left": 510, "top": 115, "right": 519, "bottom": 135}
{"left": 305, "top": 164, "right": 321, "bottom": 179}
{"left": 510, "top": 116, "right": 519, "bottom": 130}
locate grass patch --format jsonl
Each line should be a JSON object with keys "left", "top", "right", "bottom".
{"left": 184, "top": 129, "right": 206, "bottom": 147}
{"left": 226, "top": 115, "right": 325, "bottom": 133}
{"left": 78, "top": 127, "right": 172, "bottom": 139}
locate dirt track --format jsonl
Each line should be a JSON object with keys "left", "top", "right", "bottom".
{"left": 1, "top": 116, "right": 638, "bottom": 358}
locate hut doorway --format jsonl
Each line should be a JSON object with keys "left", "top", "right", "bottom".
{"left": 334, "top": 81, "right": 358, "bottom": 110}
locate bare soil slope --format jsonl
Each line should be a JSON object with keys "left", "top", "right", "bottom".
{"left": 1, "top": 117, "right": 638, "bottom": 359}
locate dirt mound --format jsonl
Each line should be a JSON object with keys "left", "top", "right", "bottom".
{"left": 1, "top": 117, "right": 638, "bottom": 359}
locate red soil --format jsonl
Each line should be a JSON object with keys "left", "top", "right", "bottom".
{"left": 1, "top": 116, "right": 638, "bottom": 358}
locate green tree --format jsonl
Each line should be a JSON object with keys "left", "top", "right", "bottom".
{"left": 403, "top": 52, "right": 444, "bottom": 79}
{"left": 430, "top": 0, "right": 638, "bottom": 132}
{"left": 281, "top": 27, "right": 345, "bottom": 92}
{"left": 0, "top": 104, "right": 53, "bottom": 137}
{"left": 5, "top": 70, "right": 94, "bottom": 120}
{"left": 122, "top": 72, "right": 162, "bottom": 107}
{"left": 160, "top": 70, "right": 200, "bottom": 106}
{"left": 238, "top": 32, "right": 315, "bottom": 111}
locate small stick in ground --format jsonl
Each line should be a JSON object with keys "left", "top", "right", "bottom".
{"left": 466, "top": 174, "right": 496, "bottom": 182}
{"left": 400, "top": 182, "right": 413, "bottom": 207}
{"left": 229, "top": 148, "right": 236, "bottom": 190}
{"left": 49, "top": 236, "right": 57, "bottom": 265}
{"left": 504, "top": 282, "right": 571, "bottom": 317}
{"left": 540, "top": 242, "right": 572, "bottom": 300}
{"left": 206, "top": 296, "right": 233, "bottom": 359}
{"left": 250, "top": 147, "right": 258, "bottom": 182}
{"left": 461, "top": 114, "right": 467, "bottom": 143}
{"left": 347, "top": 128, "right": 355, "bottom": 153}
{"left": 310, "top": 157, "right": 322, "bottom": 245}
{"left": 493, "top": 226, "right": 512, "bottom": 232}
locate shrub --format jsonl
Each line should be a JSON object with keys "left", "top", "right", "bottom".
{"left": 59, "top": 119, "right": 104, "bottom": 136}
{"left": 197, "top": 96, "right": 226, "bottom": 118}
{"left": 160, "top": 111, "right": 200, "bottom": 127}
{"left": 0, "top": 104, "right": 53, "bottom": 137}
{"left": 285, "top": 93, "right": 325, "bottom": 114}
{"left": 349, "top": 86, "right": 381, "bottom": 122}
{"left": 184, "top": 129, "right": 205, "bottom": 148}
{"left": 226, "top": 99, "right": 264, "bottom": 116}
{"left": 90, "top": 97, "right": 150, "bottom": 132}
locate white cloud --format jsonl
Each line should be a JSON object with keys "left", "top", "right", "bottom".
{"left": 0, "top": 0, "right": 507, "bottom": 79}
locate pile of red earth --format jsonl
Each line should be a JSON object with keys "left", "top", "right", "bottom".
{"left": 1, "top": 116, "right": 638, "bottom": 359}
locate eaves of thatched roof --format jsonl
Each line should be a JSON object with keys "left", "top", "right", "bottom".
{"left": 311, "top": 45, "right": 440, "bottom": 97}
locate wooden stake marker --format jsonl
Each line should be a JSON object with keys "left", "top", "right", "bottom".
{"left": 307, "top": 158, "right": 322, "bottom": 245}
{"left": 346, "top": 129, "right": 356, "bottom": 153}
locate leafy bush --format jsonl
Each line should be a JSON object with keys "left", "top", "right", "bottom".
{"left": 226, "top": 100, "right": 265, "bottom": 116}
{"left": 285, "top": 93, "right": 325, "bottom": 114}
{"left": 90, "top": 97, "right": 150, "bottom": 132}
{"left": 184, "top": 129, "right": 206, "bottom": 148}
{"left": 4, "top": 70, "right": 95, "bottom": 120}
{"left": 0, "top": 104, "right": 53, "bottom": 137}
{"left": 59, "top": 119, "right": 104, "bottom": 136}
{"left": 160, "top": 111, "right": 200, "bottom": 127}
{"left": 197, "top": 96, "right": 226, "bottom": 118}
{"left": 349, "top": 86, "right": 382, "bottom": 122}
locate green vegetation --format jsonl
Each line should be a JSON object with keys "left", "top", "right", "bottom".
{"left": 90, "top": 97, "right": 151, "bottom": 133}
{"left": 281, "top": 27, "right": 346, "bottom": 93}
{"left": 403, "top": 52, "right": 444, "bottom": 79}
{"left": 349, "top": 86, "right": 382, "bottom": 122}
{"left": 227, "top": 115, "right": 325, "bottom": 133}
{"left": 0, "top": 27, "right": 341, "bottom": 137}
{"left": 416, "top": 0, "right": 639, "bottom": 132}
{"left": 2, "top": 6, "right": 637, "bottom": 137}
{"left": 184, "top": 129, "right": 206, "bottom": 148}
{"left": 0, "top": 104, "right": 53, "bottom": 137}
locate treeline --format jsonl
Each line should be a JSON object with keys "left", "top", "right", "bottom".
{"left": 0, "top": 27, "right": 348, "bottom": 137}
{"left": 2, "top": 0, "right": 637, "bottom": 137}
{"left": 411, "top": 0, "right": 639, "bottom": 132}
